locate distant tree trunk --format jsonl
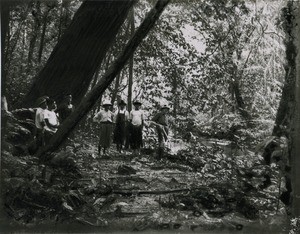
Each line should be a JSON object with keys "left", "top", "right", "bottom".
{"left": 289, "top": 1, "right": 300, "bottom": 217}
{"left": 27, "top": 1, "right": 41, "bottom": 69}
{"left": 37, "top": 6, "right": 53, "bottom": 64}
{"left": 229, "top": 63, "right": 252, "bottom": 121}
{"left": 127, "top": 8, "right": 135, "bottom": 112}
{"left": 37, "top": 18, "right": 47, "bottom": 63}
{"left": 111, "top": 72, "right": 122, "bottom": 105}
{"left": 36, "top": 0, "right": 170, "bottom": 159}
{"left": 20, "top": 27, "right": 27, "bottom": 75}
{"left": 169, "top": 68, "right": 178, "bottom": 118}
{"left": 22, "top": 0, "right": 136, "bottom": 108}
{"left": 230, "top": 78, "right": 251, "bottom": 120}
{"left": 5, "top": 2, "right": 30, "bottom": 83}
{"left": 57, "top": 0, "right": 72, "bottom": 41}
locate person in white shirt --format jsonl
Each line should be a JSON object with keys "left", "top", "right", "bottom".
{"left": 35, "top": 96, "right": 49, "bottom": 149}
{"left": 93, "top": 100, "right": 114, "bottom": 156}
{"left": 44, "top": 99, "right": 60, "bottom": 144}
{"left": 113, "top": 100, "right": 129, "bottom": 153}
{"left": 129, "top": 100, "right": 144, "bottom": 155}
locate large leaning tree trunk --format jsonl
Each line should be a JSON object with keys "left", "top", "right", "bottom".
{"left": 37, "top": 0, "right": 170, "bottom": 159}
{"left": 290, "top": 1, "right": 300, "bottom": 217}
{"left": 22, "top": 0, "right": 135, "bottom": 107}
{"left": 272, "top": 2, "right": 297, "bottom": 137}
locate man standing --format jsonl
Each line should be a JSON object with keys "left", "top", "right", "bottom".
{"left": 152, "top": 104, "right": 170, "bottom": 160}
{"left": 113, "top": 100, "right": 129, "bottom": 153}
{"left": 129, "top": 100, "right": 144, "bottom": 155}
{"left": 93, "top": 100, "right": 114, "bottom": 156}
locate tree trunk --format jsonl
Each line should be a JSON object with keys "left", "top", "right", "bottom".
{"left": 38, "top": 3, "right": 56, "bottom": 64}
{"left": 290, "top": 0, "right": 300, "bottom": 217}
{"left": 36, "top": 0, "right": 170, "bottom": 159}
{"left": 111, "top": 72, "right": 122, "bottom": 105}
{"left": 6, "top": 3, "right": 31, "bottom": 80}
{"left": 91, "top": 53, "right": 112, "bottom": 116}
{"left": 20, "top": 27, "right": 27, "bottom": 75}
{"left": 27, "top": 1, "right": 41, "bottom": 69}
{"left": 57, "top": 0, "right": 71, "bottom": 42}
{"left": 57, "top": 1, "right": 63, "bottom": 41}
{"left": 1, "top": 0, "right": 11, "bottom": 97}
{"left": 272, "top": 3, "right": 296, "bottom": 137}
{"left": 271, "top": 1, "right": 299, "bottom": 217}
{"left": 231, "top": 78, "right": 251, "bottom": 120}
{"left": 172, "top": 70, "right": 178, "bottom": 118}
{"left": 272, "top": 66, "right": 295, "bottom": 137}
{"left": 38, "top": 9, "right": 51, "bottom": 64}
{"left": 127, "top": 8, "right": 135, "bottom": 112}
{"left": 22, "top": 0, "right": 136, "bottom": 108}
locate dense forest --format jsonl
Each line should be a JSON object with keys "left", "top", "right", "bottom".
{"left": 1, "top": 0, "right": 300, "bottom": 233}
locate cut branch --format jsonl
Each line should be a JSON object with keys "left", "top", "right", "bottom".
{"left": 113, "top": 188, "right": 190, "bottom": 196}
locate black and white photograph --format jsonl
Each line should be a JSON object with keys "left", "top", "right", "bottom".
{"left": 1, "top": 0, "right": 300, "bottom": 233}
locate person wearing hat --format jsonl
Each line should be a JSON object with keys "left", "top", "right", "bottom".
{"left": 151, "top": 104, "right": 170, "bottom": 160}
{"left": 129, "top": 100, "right": 144, "bottom": 155}
{"left": 35, "top": 96, "right": 49, "bottom": 149}
{"left": 113, "top": 100, "right": 129, "bottom": 153}
{"left": 93, "top": 100, "right": 114, "bottom": 156}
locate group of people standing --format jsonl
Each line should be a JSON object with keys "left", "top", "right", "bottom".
{"left": 33, "top": 94, "right": 170, "bottom": 159}
{"left": 93, "top": 99, "right": 170, "bottom": 159}
{"left": 93, "top": 100, "right": 144, "bottom": 156}
{"left": 34, "top": 94, "right": 74, "bottom": 149}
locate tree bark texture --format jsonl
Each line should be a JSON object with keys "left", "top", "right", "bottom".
{"left": 36, "top": 0, "right": 171, "bottom": 159}
{"left": 172, "top": 70, "right": 178, "bottom": 118}
{"left": 22, "top": 0, "right": 136, "bottom": 107}
{"left": 272, "top": 3, "right": 296, "bottom": 137}
{"left": 231, "top": 79, "right": 251, "bottom": 120}
{"left": 127, "top": 8, "right": 135, "bottom": 112}
{"left": 37, "top": 7, "right": 52, "bottom": 64}
{"left": 1, "top": 0, "right": 10, "bottom": 97}
{"left": 57, "top": 0, "right": 72, "bottom": 42}
{"left": 111, "top": 72, "right": 121, "bottom": 105}
{"left": 290, "top": 1, "right": 300, "bottom": 217}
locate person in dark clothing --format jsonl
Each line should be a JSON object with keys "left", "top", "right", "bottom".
{"left": 152, "top": 104, "right": 170, "bottom": 159}
{"left": 113, "top": 100, "right": 129, "bottom": 153}
{"left": 129, "top": 100, "right": 144, "bottom": 155}
{"left": 124, "top": 122, "right": 132, "bottom": 150}
{"left": 57, "top": 94, "right": 74, "bottom": 122}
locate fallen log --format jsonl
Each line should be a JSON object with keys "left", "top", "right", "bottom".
{"left": 113, "top": 188, "right": 190, "bottom": 196}
{"left": 102, "top": 211, "right": 149, "bottom": 218}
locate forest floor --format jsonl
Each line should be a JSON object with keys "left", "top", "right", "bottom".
{"left": 1, "top": 133, "right": 290, "bottom": 233}
{"left": 73, "top": 143, "right": 287, "bottom": 233}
